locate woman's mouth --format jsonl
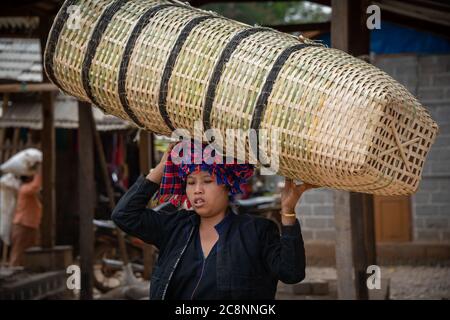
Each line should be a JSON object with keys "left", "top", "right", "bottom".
{"left": 193, "top": 198, "right": 206, "bottom": 208}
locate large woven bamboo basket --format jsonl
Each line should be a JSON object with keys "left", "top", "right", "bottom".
{"left": 44, "top": 0, "right": 439, "bottom": 196}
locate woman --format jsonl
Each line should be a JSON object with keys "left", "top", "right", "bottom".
{"left": 112, "top": 140, "right": 318, "bottom": 300}
{"left": 10, "top": 167, "right": 42, "bottom": 266}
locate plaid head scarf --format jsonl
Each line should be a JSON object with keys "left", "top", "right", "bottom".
{"left": 158, "top": 139, "right": 254, "bottom": 208}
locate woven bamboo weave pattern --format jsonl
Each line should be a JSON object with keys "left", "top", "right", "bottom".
{"left": 44, "top": 0, "right": 439, "bottom": 196}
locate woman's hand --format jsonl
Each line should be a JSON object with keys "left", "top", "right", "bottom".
{"left": 146, "top": 141, "right": 177, "bottom": 184}
{"left": 280, "top": 178, "right": 320, "bottom": 225}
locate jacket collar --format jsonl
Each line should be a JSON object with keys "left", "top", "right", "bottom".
{"left": 188, "top": 206, "right": 236, "bottom": 235}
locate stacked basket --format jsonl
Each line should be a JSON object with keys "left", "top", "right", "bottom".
{"left": 44, "top": 0, "right": 439, "bottom": 195}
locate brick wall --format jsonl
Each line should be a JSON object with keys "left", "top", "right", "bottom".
{"left": 295, "top": 54, "right": 450, "bottom": 243}
{"left": 296, "top": 188, "right": 336, "bottom": 241}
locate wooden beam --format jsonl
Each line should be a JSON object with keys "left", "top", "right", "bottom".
{"left": 40, "top": 91, "right": 55, "bottom": 249}
{"left": 331, "top": 0, "right": 376, "bottom": 300}
{"left": 0, "top": 83, "right": 59, "bottom": 93}
{"left": 189, "top": 0, "right": 311, "bottom": 6}
{"left": 138, "top": 130, "right": 156, "bottom": 280}
{"left": 375, "top": 0, "right": 450, "bottom": 27}
{"left": 312, "top": 0, "right": 450, "bottom": 39}
{"left": 381, "top": 9, "right": 450, "bottom": 39}
{"left": 1, "top": 0, "right": 59, "bottom": 16}
{"left": 78, "top": 101, "right": 95, "bottom": 300}
{"left": 264, "top": 22, "right": 331, "bottom": 33}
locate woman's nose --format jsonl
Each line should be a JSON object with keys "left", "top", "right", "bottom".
{"left": 194, "top": 183, "right": 204, "bottom": 194}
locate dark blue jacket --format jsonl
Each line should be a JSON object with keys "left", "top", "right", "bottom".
{"left": 111, "top": 175, "right": 306, "bottom": 300}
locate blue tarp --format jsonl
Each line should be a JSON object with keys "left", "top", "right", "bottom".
{"left": 317, "top": 21, "right": 450, "bottom": 54}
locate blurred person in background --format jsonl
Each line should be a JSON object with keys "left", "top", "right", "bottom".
{"left": 9, "top": 164, "right": 42, "bottom": 267}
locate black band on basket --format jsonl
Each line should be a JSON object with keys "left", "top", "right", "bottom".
{"left": 119, "top": 3, "right": 180, "bottom": 127}
{"left": 44, "top": 0, "right": 78, "bottom": 90}
{"left": 250, "top": 43, "right": 317, "bottom": 167}
{"left": 81, "top": 0, "right": 128, "bottom": 113}
{"left": 202, "top": 27, "right": 270, "bottom": 136}
{"left": 159, "top": 15, "right": 220, "bottom": 132}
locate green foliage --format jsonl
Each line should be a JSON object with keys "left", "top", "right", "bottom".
{"left": 202, "top": 1, "right": 330, "bottom": 26}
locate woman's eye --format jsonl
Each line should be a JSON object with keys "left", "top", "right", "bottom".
{"left": 204, "top": 180, "right": 212, "bottom": 184}
{"left": 187, "top": 181, "right": 194, "bottom": 185}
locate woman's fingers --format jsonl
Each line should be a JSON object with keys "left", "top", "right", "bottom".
{"left": 167, "top": 141, "right": 178, "bottom": 152}
{"left": 284, "top": 177, "right": 322, "bottom": 195}
{"left": 284, "top": 178, "right": 294, "bottom": 191}
{"left": 292, "top": 182, "right": 320, "bottom": 196}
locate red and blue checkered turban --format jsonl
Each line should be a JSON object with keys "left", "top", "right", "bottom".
{"left": 158, "top": 140, "right": 254, "bottom": 208}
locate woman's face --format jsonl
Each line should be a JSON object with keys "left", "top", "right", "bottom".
{"left": 185, "top": 170, "right": 229, "bottom": 217}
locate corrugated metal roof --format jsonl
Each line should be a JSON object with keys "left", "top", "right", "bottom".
{"left": 0, "top": 38, "right": 134, "bottom": 130}
{"left": 0, "top": 38, "right": 42, "bottom": 82}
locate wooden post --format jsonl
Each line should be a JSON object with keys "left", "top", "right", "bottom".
{"left": 78, "top": 101, "right": 95, "bottom": 300}
{"left": 3, "top": 140, "right": 11, "bottom": 163}
{"left": 333, "top": 190, "right": 356, "bottom": 299}
{"left": 331, "top": 0, "right": 376, "bottom": 300}
{"left": 39, "top": 12, "right": 56, "bottom": 250}
{"left": 11, "top": 128, "right": 20, "bottom": 154}
{"left": 351, "top": 193, "right": 376, "bottom": 299}
{"left": 331, "top": 0, "right": 370, "bottom": 55}
{"left": 90, "top": 115, "right": 130, "bottom": 265}
{"left": 40, "top": 91, "right": 56, "bottom": 249}
{"left": 138, "top": 130, "right": 156, "bottom": 280}
{"left": 1, "top": 244, "right": 7, "bottom": 267}
{"left": 0, "top": 93, "right": 9, "bottom": 162}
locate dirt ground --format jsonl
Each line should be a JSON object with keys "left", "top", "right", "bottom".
{"left": 303, "top": 265, "right": 450, "bottom": 300}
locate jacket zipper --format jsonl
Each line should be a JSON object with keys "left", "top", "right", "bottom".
{"left": 161, "top": 226, "right": 195, "bottom": 300}
{"left": 190, "top": 258, "right": 206, "bottom": 300}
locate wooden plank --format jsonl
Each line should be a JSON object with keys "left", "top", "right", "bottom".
{"left": 40, "top": 91, "right": 56, "bottom": 249}
{"left": 78, "top": 101, "right": 95, "bottom": 300}
{"left": 331, "top": 0, "right": 376, "bottom": 300}
{"left": 0, "top": 83, "right": 59, "bottom": 93}
{"left": 374, "top": 195, "right": 412, "bottom": 242}
{"left": 333, "top": 190, "right": 356, "bottom": 299}
{"left": 138, "top": 130, "right": 156, "bottom": 280}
